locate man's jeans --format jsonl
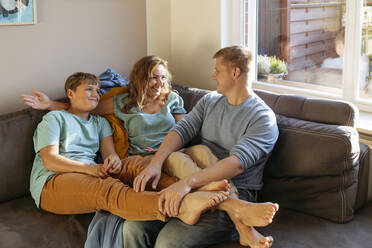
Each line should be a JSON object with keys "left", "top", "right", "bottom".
{"left": 123, "top": 188, "right": 257, "bottom": 248}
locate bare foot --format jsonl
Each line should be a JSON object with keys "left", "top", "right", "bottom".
{"left": 238, "top": 225, "right": 273, "bottom": 248}
{"left": 229, "top": 213, "right": 273, "bottom": 247}
{"left": 197, "top": 179, "right": 229, "bottom": 192}
{"left": 219, "top": 200, "right": 279, "bottom": 227}
{"left": 177, "top": 191, "right": 228, "bottom": 225}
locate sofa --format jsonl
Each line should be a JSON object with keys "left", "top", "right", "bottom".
{"left": 0, "top": 83, "right": 371, "bottom": 248}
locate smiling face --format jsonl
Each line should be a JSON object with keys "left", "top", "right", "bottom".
{"left": 67, "top": 80, "right": 100, "bottom": 112}
{"left": 147, "top": 64, "right": 167, "bottom": 98}
{"left": 212, "top": 57, "right": 234, "bottom": 94}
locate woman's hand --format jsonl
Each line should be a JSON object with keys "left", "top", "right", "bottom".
{"left": 145, "top": 147, "right": 158, "bottom": 154}
{"left": 21, "top": 89, "right": 51, "bottom": 110}
{"left": 133, "top": 162, "right": 162, "bottom": 192}
{"left": 103, "top": 154, "right": 122, "bottom": 175}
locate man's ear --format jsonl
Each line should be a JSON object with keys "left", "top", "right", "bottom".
{"left": 232, "top": 67, "right": 241, "bottom": 79}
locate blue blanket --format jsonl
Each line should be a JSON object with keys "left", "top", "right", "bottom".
{"left": 98, "top": 68, "right": 129, "bottom": 95}
{"left": 85, "top": 211, "right": 124, "bottom": 248}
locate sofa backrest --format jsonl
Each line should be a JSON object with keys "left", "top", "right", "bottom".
{"left": 255, "top": 89, "right": 358, "bottom": 127}
{"left": 0, "top": 108, "right": 47, "bottom": 203}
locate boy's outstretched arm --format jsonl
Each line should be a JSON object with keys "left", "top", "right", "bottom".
{"left": 20, "top": 89, "right": 115, "bottom": 115}
{"left": 21, "top": 89, "right": 69, "bottom": 110}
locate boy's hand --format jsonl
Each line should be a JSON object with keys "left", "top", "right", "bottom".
{"left": 20, "top": 89, "right": 51, "bottom": 110}
{"left": 103, "top": 154, "right": 122, "bottom": 175}
{"left": 86, "top": 164, "right": 109, "bottom": 179}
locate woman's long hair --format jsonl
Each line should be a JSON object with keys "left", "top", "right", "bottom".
{"left": 123, "top": 56, "right": 171, "bottom": 113}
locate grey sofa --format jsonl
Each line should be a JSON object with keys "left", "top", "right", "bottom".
{"left": 0, "top": 83, "right": 371, "bottom": 248}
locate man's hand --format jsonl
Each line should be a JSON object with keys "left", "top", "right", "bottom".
{"left": 158, "top": 179, "right": 192, "bottom": 217}
{"left": 20, "top": 89, "right": 51, "bottom": 110}
{"left": 103, "top": 154, "right": 122, "bottom": 175}
{"left": 133, "top": 162, "right": 162, "bottom": 192}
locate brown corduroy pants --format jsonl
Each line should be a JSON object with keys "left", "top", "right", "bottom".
{"left": 40, "top": 155, "right": 177, "bottom": 221}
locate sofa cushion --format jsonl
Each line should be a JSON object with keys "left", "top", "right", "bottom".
{"left": 0, "top": 109, "right": 46, "bottom": 203}
{"left": 0, "top": 197, "right": 92, "bottom": 248}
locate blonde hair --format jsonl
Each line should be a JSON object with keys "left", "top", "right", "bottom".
{"left": 213, "top": 45, "right": 252, "bottom": 74}
{"left": 124, "top": 56, "right": 171, "bottom": 113}
{"left": 64, "top": 72, "right": 100, "bottom": 94}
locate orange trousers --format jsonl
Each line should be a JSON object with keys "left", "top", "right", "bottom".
{"left": 40, "top": 155, "right": 177, "bottom": 221}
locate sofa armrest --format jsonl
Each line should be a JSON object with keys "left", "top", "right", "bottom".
{"left": 259, "top": 115, "right": 360, "bottom": 223}
{"left": 355, "top": 143, "right": 370, "bottom": 210}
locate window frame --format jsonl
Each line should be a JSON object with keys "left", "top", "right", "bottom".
{"left": 240, "top": 0, "right": 372, "bottom": 113}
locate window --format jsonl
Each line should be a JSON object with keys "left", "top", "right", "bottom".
{"left": 244, "top": 0, "right": 372, "bottom": 112}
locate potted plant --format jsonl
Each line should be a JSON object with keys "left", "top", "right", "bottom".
{"left": 268, "top": 56, "right": 287, "bottom": 79}
{"left": 257, "top": 55, "right": 271, "bottom": 78}
{"left": 257, "top": 55, "right": 287, "bottom": 80}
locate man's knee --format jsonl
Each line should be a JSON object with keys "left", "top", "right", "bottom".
{"left": 123, "top": 220, "right": 164, "bottom": 248}
{"left": 123, "top": 220, "right": 147, "bottom": 237}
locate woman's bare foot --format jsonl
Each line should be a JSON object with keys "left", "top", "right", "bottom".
{"left": 229, "top": 213, "right": 273, "bottom": 247}
{"left": 197, "top": 179, "right": 230, "bottom": 192}
{"left": 177, "top": 191, "right": 228, "bottom": 225}
{"left": 218, "top": 199, "right": 279, "bottom": 227}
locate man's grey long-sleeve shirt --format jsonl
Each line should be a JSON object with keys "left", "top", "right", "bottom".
{"left": 173, "top": 91, "right": 279, "bottom": 190}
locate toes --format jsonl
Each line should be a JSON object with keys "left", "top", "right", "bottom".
{"left": 260, "top": 236, "right": 274, "bottom": 248}
{"left": 273, "top": 203, "right": 279, "bottom": 211}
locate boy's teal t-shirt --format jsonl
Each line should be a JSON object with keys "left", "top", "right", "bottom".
{"left": 113, "top": 91, "right": 186, "bottom": 155}
{"left": 29, "top": 110, "right": 113, "bottom": 207}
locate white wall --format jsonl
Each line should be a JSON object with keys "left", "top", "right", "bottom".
{"left": 0, "top": 0, "right": 147, "bottom": 115}
{"left": 170, "top": 0, "right": 221, "bottom": 89}
{"left": 146, "top": 0, "right": 171, "bottom": 61}
{"left": 146, "top": 0, "right": 225, "bottom": 90}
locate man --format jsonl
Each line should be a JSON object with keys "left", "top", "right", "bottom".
{"left": 129, "top": 45, "right": 279, "bottom": 248}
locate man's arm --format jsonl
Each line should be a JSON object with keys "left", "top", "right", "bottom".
{"left": 133, "top": 130, "right": 183, "bottom": 192}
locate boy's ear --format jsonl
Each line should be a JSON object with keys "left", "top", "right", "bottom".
{"left": 66, "top": 89, "right": 74, "bottom": 100}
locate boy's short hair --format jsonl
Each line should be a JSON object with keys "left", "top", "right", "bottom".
{"left": 213, "top": 46, "right": 252, "bottom": 73}
{"left": 64, "top": 72, "right": 101, "bottom": 94}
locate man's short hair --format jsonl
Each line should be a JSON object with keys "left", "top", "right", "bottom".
{"left": 64, "top": 72, "right": 101, "bottom": 94}
{"left": 213, "top": 46, "right": 252, "bottom": 73}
